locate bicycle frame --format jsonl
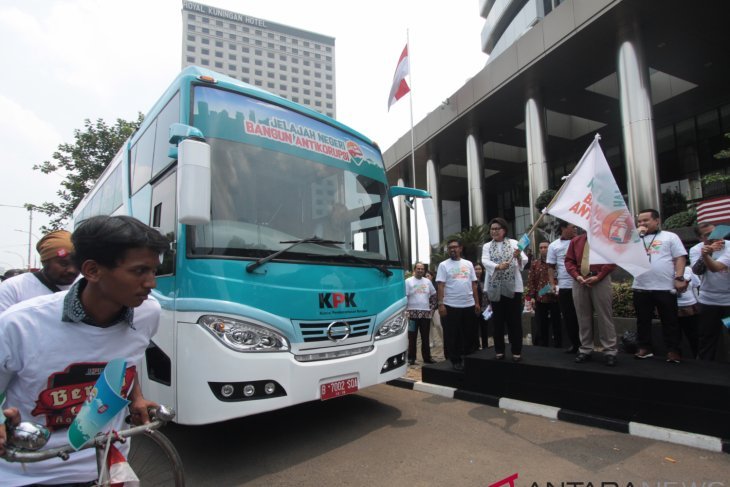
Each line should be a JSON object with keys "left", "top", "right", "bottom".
{"left": 3, "top": 406, "right": 183, "bottom": 487}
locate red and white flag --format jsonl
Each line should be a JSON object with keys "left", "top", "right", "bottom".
{"left": 545, "top": 135, "right": 651, "bottom": 277}
{"left": 106, "top": 444, "right": 139, "bottom": 487}
{"left": 387, "top": 44, "right": 410, "bottom": 111}
{"left": 697, "top": 195, "right": 730, "bottom": 223}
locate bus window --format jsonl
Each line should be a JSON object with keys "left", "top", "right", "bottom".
{"left": 152, "top": 93, "right": 180, "bottom": 177}
{"left": 131, "top": 123, "right": 156, "bottom": 194}
{"left": 150, "top": 170, "right": 177, "bottom": 276}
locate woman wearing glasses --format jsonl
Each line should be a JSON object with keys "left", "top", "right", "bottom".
{"left": 481, "top": 217, "right": 529, "bottom": 361}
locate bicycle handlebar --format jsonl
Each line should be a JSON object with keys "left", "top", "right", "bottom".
{"left": 2, "top": 405, "right": 175, "bottom": 464}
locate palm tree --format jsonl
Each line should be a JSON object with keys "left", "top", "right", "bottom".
{"left": 432, "top": 224, "right": 488, "bottom": 269}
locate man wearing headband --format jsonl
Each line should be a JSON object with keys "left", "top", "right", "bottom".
{"left": 0, "top": 216, "right": 170, "bottom": 485}
{"left": 0, "top": 229, "right": 79, "bottom": 313}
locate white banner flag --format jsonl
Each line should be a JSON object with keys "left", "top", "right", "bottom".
{"left": 545, "top": 135, "right": 650, "bottom": 277}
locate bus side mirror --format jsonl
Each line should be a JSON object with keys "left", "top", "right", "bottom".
{"left": 389, "top": 186, "right": 440, "bottom": 247}
{"left": 420, "top": 198, "right": 439, "bottom": 247}
{"left": 177, "top": 138, "right": 211, "bottom": 225}
{"left": 168, "top": 123, "right": 205, "bottom": 159}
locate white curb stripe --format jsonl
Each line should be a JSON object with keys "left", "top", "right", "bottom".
{"left": 395, "top": 381, "right": 727, "bottom": 454}
{"left": 413, "top": 381, "right": 456, "bottom": 398}
{"left": 499, "top": 397, "right": 560, "bottom": 420}
{"left": 629, "top": 422, "right": 723, "bottom": 452}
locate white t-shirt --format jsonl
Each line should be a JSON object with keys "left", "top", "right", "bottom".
{"left": 697, "top": 241, "right": 730, "bottom": 306}
{"left": 0, "top": 291, "right": 160, "bottom": 486}
{"left": 436, "top": 258, "right": 477, "bottom": 308}
{"left": 481, "top": 239, "right": 528, "bottom": 293}
{"left": 405, "top": 276, "right": 436, "bottom": 311}
{"left": 676, "top": 267, "right": 700, "bottom": 307}
{"left": 632, "top": 230, "right": 687, "bottom": 291}
{"left": 689, "top": 241, "right": 703, "bottom": 265}
{"left": 546, "top": 238, "right": 574, "bottom": 289}
{"left": 0, "top": 272, "right": 72, "bottom": 313}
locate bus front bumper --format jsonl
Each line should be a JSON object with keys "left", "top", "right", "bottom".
{"left": 173, "top": 323, "right": 407, "bottom": 424}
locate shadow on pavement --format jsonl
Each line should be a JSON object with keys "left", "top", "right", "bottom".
{"left": 161, "top": 393, "right": 403, "bottom": 485}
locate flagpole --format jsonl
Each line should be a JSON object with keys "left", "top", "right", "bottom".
{"left": 407, "top": 29, "right": 418, "bottom": 263}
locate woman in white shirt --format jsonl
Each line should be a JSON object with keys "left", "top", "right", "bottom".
{"left": 481, "top": 217, "right": 529, "bottom": 361}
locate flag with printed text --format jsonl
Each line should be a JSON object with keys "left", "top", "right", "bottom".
{"left": 545, "top": 136, "right": 650, "bottom": 277}
{"left": 387, "top": 45, "right": 410, "bottom": 110}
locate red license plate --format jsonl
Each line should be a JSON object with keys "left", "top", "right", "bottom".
{"left": 320, "top": 377, "right": 358, "bottom": 400}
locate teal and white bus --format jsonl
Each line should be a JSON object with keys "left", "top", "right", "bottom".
{"left": 73, "top": 66, "right": 435, "bottom": 425}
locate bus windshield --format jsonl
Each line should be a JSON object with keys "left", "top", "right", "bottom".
{"left": 189, "top": 87, "right": 401, "bottom": 266}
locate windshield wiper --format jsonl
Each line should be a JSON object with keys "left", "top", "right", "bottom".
{"left": 245, "top": 235, "right": 393, "bottom": 277}
{"left": 246, "top": 236, "right": 344, "bottom": 273}
{"left": 331, "top": 252, "right": 393, "bottom": 277}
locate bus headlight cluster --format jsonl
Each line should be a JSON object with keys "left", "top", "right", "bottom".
{"left": 381, "top": 352, "right": 407, "bottom": 373}
{"left": 374, "top": 309, "right": 408, "bottom": 340}
{"left": 199, "top": 315, "right": 290, "bottom": 352}
{"left": 211, "top": 381, "right": 284, "bottom": 402}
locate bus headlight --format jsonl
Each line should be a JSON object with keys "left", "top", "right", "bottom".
{"left": 199, "top": 315, "right": 290, "bottom": 352}
{"left": 374, "top": 309, "right": 407, "bottom": 341}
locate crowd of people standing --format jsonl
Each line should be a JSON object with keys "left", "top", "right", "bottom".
{"left": 405, "top": 209, "right": 730, "bottom": 370}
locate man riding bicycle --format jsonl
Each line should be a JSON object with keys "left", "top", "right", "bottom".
{"left": 0, "top": 215, "right": 169, "bottom": 486}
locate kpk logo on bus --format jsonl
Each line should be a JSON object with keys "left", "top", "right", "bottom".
{"left": 318, "top": 292, "right": 357, "bottom": 309}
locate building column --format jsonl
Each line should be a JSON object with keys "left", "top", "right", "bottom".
{"left": 525, "top": 97, "right": 550, "bottom": 222}
{"left": 466, "top": 132, "right": 485, "bottom": 227}
{"left": 617, "top": 30, "right": 660, "bottom": 215}
{"left": 426, "top": 158, "right": 441, "bottom": 244}
{"left": 396, "top": 177, "right": 410, "bottom": 267}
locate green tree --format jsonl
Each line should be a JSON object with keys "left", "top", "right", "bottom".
{"left": 534, "top": 189, "right": 557, "bottom": 213}
{"left": 431, "top": 224, "right": 488, "bottom": 268}
{"left": 32, "top": 114, "right": 143, "bottom": 231}
{"left": 713, "top": 133, "right": 730, "bottom": 161}
{"left": 704, "top": 133, "right": 730, "bottom": 192}
{"left": 534, "top": 188, "right": 559, "bottom": 243}
{"left": 661, "top": 189, "right": 687, "bottom": 219}
{"left": 663, "top": 208, "right": 696, "bottom": 229}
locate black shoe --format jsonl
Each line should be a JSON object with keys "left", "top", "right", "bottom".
{"left": 452, "top": 362, "right": 464, "bottom": 371}
{"left": 605, "top": 355, "right": 617, "bottom": 367}
{"left": 575, "top": 353, "right": 592, "bottom": 363}
{"left": 634, "top": 348, "right": 654, "bottom": 359}
{"left": 666, "top": 352, "right": 681, "bottom": 364}
{"left": 564, "top": 347, "right": 579, "bottom": 354}
{"left": 408, "top": 359, "right": 416, "bottom": 365}
{"left": 423, "top": 358, "right": 436, "bottom": 364}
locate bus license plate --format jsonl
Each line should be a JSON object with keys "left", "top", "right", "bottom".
{"left": 320, "top": 377, "right": 358, "bottom": 400}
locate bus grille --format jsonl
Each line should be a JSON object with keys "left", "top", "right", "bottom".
{"left": 296, "top": 318, "right": 371, "bottom": 343}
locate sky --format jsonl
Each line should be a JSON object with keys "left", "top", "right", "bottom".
{"left": 0, "top": 0, "right": 487, "bottom": 271}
